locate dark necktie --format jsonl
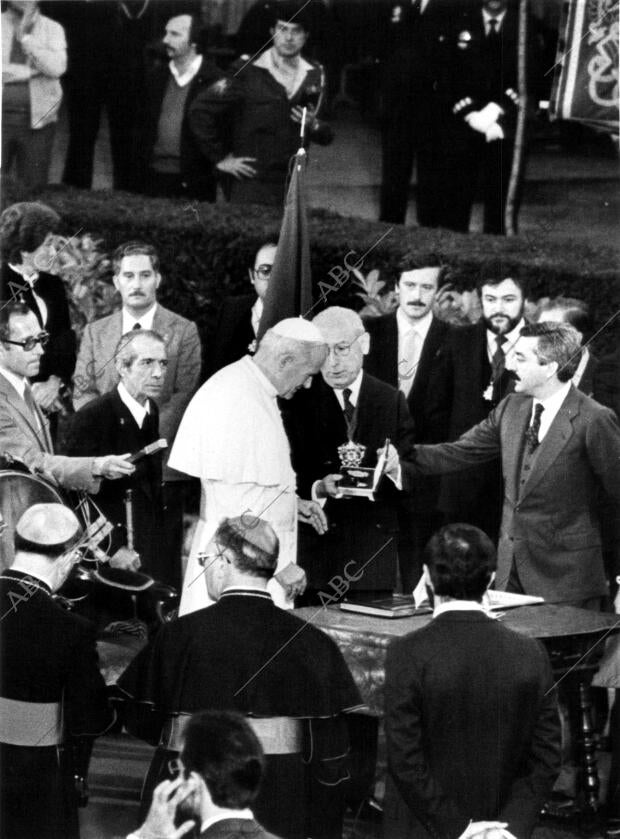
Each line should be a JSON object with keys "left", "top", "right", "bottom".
{"left": 525, "top": 403, "right": 544, "bottom": 453}
{"left": 491, "top": 334, "right": 506, "bottom": 380}
{"left": 342, "top": 387, "right": 355, "bottom": 428}
{"left": 132, "top": 322, "right": 142, "bottom": 330}
{"left": 488, "top": 17, "right": 499, "bottom": 36}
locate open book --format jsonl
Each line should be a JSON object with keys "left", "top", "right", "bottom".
{"left": 339, "top": 588, "right": 544, "bottom": 619}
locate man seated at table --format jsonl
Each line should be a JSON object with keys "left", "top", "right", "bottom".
{"left": 116, "top": 513, "right": 363, "bottom": 839}
{"left": 384, "top": 523, "right": 561, "bottom": 839}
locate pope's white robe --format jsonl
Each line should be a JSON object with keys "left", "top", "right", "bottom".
{"left": 169, "top": 357, "right": 297, "bottom": 614}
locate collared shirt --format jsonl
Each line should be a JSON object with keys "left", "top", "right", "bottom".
{"left": 169, "top": 54, "right": 203, "bottom": 87}
{"left": 201, "top": 810, "right": 254, "bottom": 833}
{"left": 254, "top": 47, "right": 313, "bottom": 99}
{"left": 7, "top": 264, "right": 48, "bottom": 326}
{"left": 251, "top": 297, "right": 263, "bottom": 337}
{"left": 121, "top": 304, "right": 157, "bottom": 334}
{"left": 433, "top": 598, "right": 487, "bottom": 618}
{"left": 397, "top": 307, "right": 433, "bottom": 385}
{"left": 0, "top": 365, "right": 27, "bottom": 400}
{"left": 482, "top": 7, "right": 507, "bottom": 34}
{"left": 117, "top": 382, "right": 150, "bottom": 429}
{"left": 530, "top": 380, "right": 572, "bottom": 442}
{"left": 572, "top": 347, "right": 590, "bottom": 389}
{"left": 486, "top": 319, "right": 525, "bottom": 364}
{"left": 397, "top": 306, "right": 433, "bottom": 346}
{"left": 332, "top": 369, "right": 363, "bottom": 411}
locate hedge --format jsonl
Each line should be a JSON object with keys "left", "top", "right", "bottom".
{"left": 35, "top": 186, "right": 620, "bottom": 356}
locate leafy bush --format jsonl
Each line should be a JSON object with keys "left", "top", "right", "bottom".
{"left": 34, "top": 186, "right": 620, "bottom": 356}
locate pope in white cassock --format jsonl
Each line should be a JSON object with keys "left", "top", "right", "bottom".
{"left": 169, "top": 318, "right": 329, "bottom": 613}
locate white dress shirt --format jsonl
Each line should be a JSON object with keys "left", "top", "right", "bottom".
{"left": 486, "top": 319, "right": 525, "bottom": 364}
{"left": 0, "top": 365, "right": 27, "bottom": 400}
{"left": 169, "top": 54, "right": 202, "bottom": 87}
{"left": 117, "top": 382, "right": 150, "bottom": 429}
{"left": 397, "top": 308, "right": 433, "bottom": 395}
{"left": 530, "top": 381, "right": 572, "bottom": 443}
{"left": 332, "top": 370, "right": 363, "bottom": 411}
{"left": 250, "top": 297, "right": 263, "bottom": 337}
{"left": 482, "top": 8, "right": 507, "bottom": 34}
{"left": 433, "top": 598, "right": 487, "bottom": 618}
{"left": 121, "top": 304, "right": 157, "bottom": 334}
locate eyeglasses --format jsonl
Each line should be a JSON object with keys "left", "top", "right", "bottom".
{"left": 326, "top": 333, "right": 364, "bottom": 359}
{"left": 253, "top": 264, "right": 272, "bottom": 279}
{"left": 196, "top": 548, "right": 231, "bottom": 568}
{"left": 3, "top": 331, "right": 50, "bottom": 352}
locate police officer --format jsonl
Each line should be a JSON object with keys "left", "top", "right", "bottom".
{"left": 0, "top": 503, "right": 114, "bottom": 839}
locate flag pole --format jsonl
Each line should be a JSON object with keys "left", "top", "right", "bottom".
{"left": 505, "top": 0, "right": 528, "bottom": 236}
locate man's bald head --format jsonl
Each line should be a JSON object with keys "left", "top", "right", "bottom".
{"left": 253, "top": 318, "right": 327, "bottom": 399}
{"left": 312, "top": 306, "right": 369, "bottom": 390}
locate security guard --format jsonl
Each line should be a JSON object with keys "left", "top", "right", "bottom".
{"left": 0, "top": 503, "right": 114, "bottom": 839}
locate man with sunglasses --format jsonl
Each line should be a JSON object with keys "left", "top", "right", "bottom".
{"left": 0, "top": 302, "right": 134, "bottom": 501}
{"left": 0, "top": 502, "right": 115, "bottom": 839}
{"left": 208, "top": 239, "right": 278, "bottom": 376}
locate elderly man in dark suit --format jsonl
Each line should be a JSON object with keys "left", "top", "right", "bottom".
{"left": 385, "top": 523, "right": 560, "bottom": 839}
{"left": 396, "top": 322, "right": 620, "bottom": 606}
{"left": 285, "top": 306, "right": 416, "bottom": 601}
{"left": 131, "top": 711, "right": 281, "bottom": 839}
{"left": 67, "top": 330, "right": 168, "bottom": 582}
{"left": 208, "top": 240, "right": 278, "bottom": 376}
{"left": 0, "top": 502, "right": 115, "bottom": 839}
{"left": 425, "top": 272, "right": 527, "bottom": 542}
{"left": 73, "top": 241, "right": 201, "bottom": 577}
{"left": 364, "top": 261, "right": 451, "bottom": 589}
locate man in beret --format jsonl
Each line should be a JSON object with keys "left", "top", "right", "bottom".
{"left": 0, "top": 503, "right": 115, "bottom": 839}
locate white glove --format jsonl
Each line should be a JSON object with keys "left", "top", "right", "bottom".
{"left": 464, "top": 111, "right": 489, "bottom": 134}
{"left": 465, "top": 102, "right": 504, "bottom": 134}
{"left": 485, "top": 122, "right": 505, "bottom": 142}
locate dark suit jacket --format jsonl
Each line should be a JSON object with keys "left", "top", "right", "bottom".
{"left": 425, "top": 320, "right": 517, "bottom": 536}
{"left": 66, "top": 388, "right": 164, "bottom": 577}
{"left": 364, "top": 312, "right": 450, "bottom": 442}
{"left": 208, "top": 294, "right": 256, "bottom": 377}
{"left": 406, "top": 386, "right": 620, "bottom": 601}
{"left": 200, "top": 819, "right": 280, "bottom": 839}
{"left": 1, "top": 266, "right": 76, "bottom": 386}
{"left": 384, "top": 611, "right": 560, "bottom": 839}
{"left": 594, "top": 346, "right": 620, "bottom": 420}
{"left": 285, "top": 374, "right": 416, "bottom": 591}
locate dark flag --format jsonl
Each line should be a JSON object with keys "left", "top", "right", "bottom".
{"left": 551, "top": 0, "right": 619, "bottom": 133}
{"left": 256, "top": 148, "right": 313, "bottom": 341}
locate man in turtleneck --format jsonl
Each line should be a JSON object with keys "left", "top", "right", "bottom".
{"left": 188, "top": 0, "right": 333, "bottom": 206}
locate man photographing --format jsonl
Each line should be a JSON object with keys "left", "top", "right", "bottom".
{"left": 127, "top": 710, "right": 278, "bottom": 839}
